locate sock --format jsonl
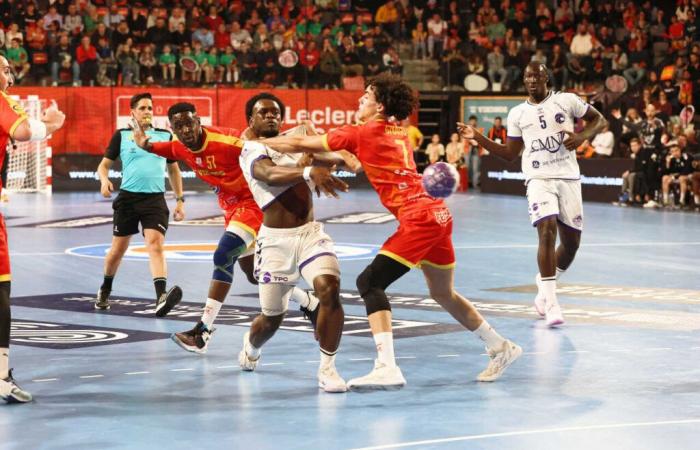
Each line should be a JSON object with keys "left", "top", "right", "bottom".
{"left": 245, "top": 335, "right": 261, "bottom": 359}
{"left": 201, "top": 298, "right": 222, "bottom": 330}
{"left": 153, "top": 277, "right": 166, "bottom": 299}
{"left": 101, "top": 275, "right": 114, "bottom": 292}
{"left": 556, "top": 267, "right": 565, "bottom": 279}
{"left": 541, "top": 277, "right": 557, "bottom": 305}
{"left": 373, "top": 332, "right": 396, "bottom": 368}
{"left": 695, "top": 195, "right": 699, "bottom": 205}
{"left": 473, "top": 320, "right": 506, "bottom": 351}
{"left": 320, "top": 348, "right": 336, "bottom": 368}
{"left": 0, "top": 347, "right": 8, "bottom": 379}
{"left": 663, "top": 193, "right": 669, "bottom": 204}
{"left": 290, "top": 287, "right": 319, "bottom": 311}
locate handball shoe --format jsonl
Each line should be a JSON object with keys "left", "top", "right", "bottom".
{"left": 171, "top": 321, "right": 214, "bottom": 354}
{"left": 238, "top": 332, "right": 260, "bottom": 371}
{"left": 0, "top": 370, "right": 33, "bottom": 404}
{"left": 155, "top": 285, "right": 182, "bottom": 317}
{"left": 347, "top": 360, "right": 406, "bottom": 392}
{"left": 477, "top": 340, "right": 522, "bottom": 382}
{"left": 318, "top": 365, "right": 348, "bottom": 393}
{"left": 95, "top": 288, "right": 110, "bottom": 310}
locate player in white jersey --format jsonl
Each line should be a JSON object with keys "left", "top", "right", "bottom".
{"left": 238, "top": 94, "right": 356, "bottom": 392}
{"left": 458, "top": 62, "right": 607, "bottom": 327}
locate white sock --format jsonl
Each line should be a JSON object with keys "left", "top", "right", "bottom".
{"left": 663, "top": 193, "right": 669, "bottom": 204}
{"left": 373, "top": 332, "right": 396, "bottom": 368}
{"left": 473, "top": 321, "right": 506, "bottom": 351}
{"left": 0, "top": 347, "right": 8, "bottom": 379}
{"left": 245, "top": 335, "right": 261, "bottom": 359}
{"left": 290, "top": 287, "right": 319, "bottom": 311}
{"left": 556, "top": 267, "right": 565, "bottom": 279}
{"left": 320, "top": 348, "right": 336, "bottom": 368}
{"left": 201, "top": 298, "right": 222, "bottom": 330}
{"left": 541, "top": 277, "right": 557, "bottom": 305}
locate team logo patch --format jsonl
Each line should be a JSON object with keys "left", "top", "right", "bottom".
{"left": 13, "top": 293, "right": 461, "bottom": 339}
{"left": 10, "top": 319, "right": 168, "bottom": 349}
{"left": 321, "top": 212, "right": 396, "bottom": 224}
{"left": 18, "top": 215, "right": 113, "bottom": 228}
{"left": 66, "top": 241, "right": 379, "bottom": 262}
{"left": 532, "top": 161, "right": 540, "bottom": 169}
{"left": 573, "top": 215, "right": 583, "bottom": 227}
{"left": 555, "top": 112, "right": 565, "bottom": 124}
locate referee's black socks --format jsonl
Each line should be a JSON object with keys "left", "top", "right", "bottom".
{"left": 100, "top": 275, "right": 114, "bottom": 293}
{"left": 154, "top": 277, "right": 167, "bottom": 299}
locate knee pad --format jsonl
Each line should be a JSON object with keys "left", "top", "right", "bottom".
{"left": 212, "top": 232, "right": 247, "bottom": 283}
{"left": 356, "top": 266, "right": 391, "bottom": 316}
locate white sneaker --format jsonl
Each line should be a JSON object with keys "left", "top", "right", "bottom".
{"left": 0, "top": 370, "right": 33, "bottom": 404}
{"left": 477, "top": 340, "right": 522, "bottom": 382}
{"left": 318, "top": 365, "right": 348, "bottom": 393}
{"left": 238, "top": 332, "right": 260, "bottom": 371}
{"left": 643, "top": 200, "right": 659, "bottom": 208}
{"left": 534, "top": 273, "right": 546, "bottom": 317}
{"left": 346, "top": 360, "right": 406, "bottom": 392}
{"left": 545, "top": 299, "right": 565, "bottom": 327}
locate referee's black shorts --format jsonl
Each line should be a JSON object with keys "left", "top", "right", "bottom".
{"left": 112, "top": 190, "right": 169, "bottom": 237}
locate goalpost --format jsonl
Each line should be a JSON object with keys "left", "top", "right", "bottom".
{"left": 4, "top": 95, "right": 52, "bottom": 195}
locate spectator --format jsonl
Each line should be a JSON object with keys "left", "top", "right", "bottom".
{"left": 375, "top": 1, "right": 400, "bottom": 38}
{"left": 63, "top": 3, "right": 83, "bottom": 34}
{"left": 339, "top": 37, "right": 363, "bottom": 77}
{"left": 111, "top": 21, "right": 131, "bottom": 50}
{"left": 91, "top": 23, "right": 112, "bottom": 48}
{"left": 170, "top": 22, "right": 191, "bottom": 51}
{"left": 237, "top": 41, "right": 258, "bottom": 86}
{"left": 96, "top": 37, "right": 117, "bottom": 86}
{"left": 412, "top": 22, "right": 427, "bottom": 59}
{"left": 465, "top": 115, "right": 484, "bottom": 188}
{"left": 427, "top": 13, "right": 446, "bottom": 59}
{"left": 554, "top": 0, "right": 574, "bottom": 25}
{"left": 230, "top": 21, "right": 252, "bottom": 51}
{"left": 76, "top": 35, "right": 97, "bottom": 86}
{"left": 50, "top": 34, "right": 79, "bottom": 86}
{"left": 127, "top": 8, "right": 147, "bottom": 44}
{"left": 26, "top": 19, "right": 47, "bottom": 51}
{"left": 192, "top": 22, "right": 215, "bottom": 51}
{"left": 403, "top": 119, "right": 424, "bottom": 153}
{"left": 5, "top": 23, "right": 22, "bottom": 47}
{"left": 103, "top": 5, "right": 123, "bottom": 29}
{"left": 159, "top": 44, "right": 177, "bottom": 84}
{"left": 487, "top": 117, "right": 506, "bottom": 145}
{"left": 300, "top": 40, "right": 321, "bottom": 86}
{"left": 382, "top": 46, "right": 402, "bottom": 75}
{"left": 139, "top": 45, "right": 158, "bottom": 85}
{"left": 83, "top": 5, "right": 100, "bottom": 35}
{"left": 624, "top": 40, "right": 650, "bottom": 87}
{"left": 360, "top": 37, "right": 382, "bottom": 77}
{"left": 319, "top": 37, "right": 342, "bottom": 89}
{"left": 43, "top": 6, "right": 63, "bottom": 31}
{"left": 192, "top": 41, "right": 208, "bottom": 84}
{"left": 256, "top": 40, "right": 278, "bottom": 86}
{"left": 6, "top": 38, "right": 30, "bottom": 83}
{"left": 487, "top": 12, "right": 506, "bottom": 44}
{"left": 503, "top": 40, "right": 524, "bottom": 91}
{"left": 440, "top": 40, "right": 466, "bottom": 87}
{"left": 487, "top": 45, "right": 507, "bottom": 89}
{"left": 219, "top": 46, "right": 238, "bottom": 84}
{"left": 591, "top": 123, "right": 615, "bottom": 157}
{"left": 445, "top": 133, "right": 465, "bottom": 168}
{"left": 205, "top": 6, "right": 223, "bottom": 32}
{"left": 426, "top": 134, "right": 445, "bottom": 164}
{"left": 661, "top": 143, "right": 694, "bottom": 207}
{"left": 610, "top": 43, "right": 628, "bottom": 75}
{"left": 116, "top": 38, "right": 140, "bottom": 85}
{"left": 168, "top": 8, "right": 186, "bottom": 33}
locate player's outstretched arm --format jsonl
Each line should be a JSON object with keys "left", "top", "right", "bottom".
{"left": 262, "top": 134, "right": 329, "bottom": 154}
{"left": 253, "top": 158, "right": 348, "bottom": 197}
{"left": 457, "top": 122, "right": 522, "bottom": 161}
{"left": 12, "top": 101, "right": 65, "bottom": 142}
{"left": 303, "top": 150, "right": 362, "bottom": 173}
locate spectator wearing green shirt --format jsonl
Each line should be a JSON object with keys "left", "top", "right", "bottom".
{"left": 192, "top": 41, "right": 208, "bottom": 83}
{"left": 179, "top": 45, "right": 198, "bottom": 84}
{"left": 350, "top": 16, "right": 369, "bottom": 37}
{"left": 308, "top": 13, "right": 323, "bottom": 37}
{"left": 159, "top": 44, "right": 177, "bottom": 83}
{"left": 219, "top": 46, "right": 238, "bottom": 83}
{"left": 6, "top": 39, "right": 29, "bottom": 82}
{"left": 296, "top": 16, "right": 309, "bottom": 38}
{"left": 204, "top": 47, "right": 221, "bottom": 84}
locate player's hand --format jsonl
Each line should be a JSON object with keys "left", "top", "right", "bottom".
{"left": 300, "top": 119, "right": 319, "bottom": 136}
{"left": 337, "top": 150, "right": 362, "bottom": 173}
{"left": 173, "top": 202, "right": 185, "bottom": 221}
{"left": 310, "top": 166, "right": 348, "bottom": 198}
{"left": 42, "top": 100, "right": 65, "bottom": 130}
{"left": 129, "top": 114, "right": 151, "bottom": 150}
{"left": 456, "top": 122, "right": 475, "bottom": 140}
{"left": 562, "top": 130, "right": 583, "bottom": 151}
{"left": 100, "top": 180, "right": 113, "bottom": 198}
{"left": 296, "top": 152, "right": 314, "bottom": 168}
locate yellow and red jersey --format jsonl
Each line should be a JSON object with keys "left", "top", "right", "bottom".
{"left": 0, "top": 92, "right": 28, "bottom": 194}
{"left": 322, "top": 119, "right": 443, "bottom": 218}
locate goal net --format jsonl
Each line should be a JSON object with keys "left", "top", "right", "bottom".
{"left": 4, "top": 95, "right": 52, "bottom": 194}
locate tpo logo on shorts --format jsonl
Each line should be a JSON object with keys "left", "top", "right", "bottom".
{"left": 66, "top": 242, "right": 379, "bottom": 262}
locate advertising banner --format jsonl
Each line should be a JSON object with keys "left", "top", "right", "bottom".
{"left": 460, "top": 96, "right": 523, "bottom": 128}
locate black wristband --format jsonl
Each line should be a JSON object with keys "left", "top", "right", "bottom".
{"left": 176, "top": 196, "right": 185, "bottom": 203}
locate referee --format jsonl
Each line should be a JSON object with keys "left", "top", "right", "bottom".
{"left": 96, "top": 92, "right": 184, "bottom": 316}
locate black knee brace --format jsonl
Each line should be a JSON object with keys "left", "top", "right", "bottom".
{"left": 356, "top": 255, "right": 410, "bottom": 316}
{"left": 0, "top": 282, "right": 10, "bottom": 348}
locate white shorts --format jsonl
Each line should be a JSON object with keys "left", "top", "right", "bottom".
{"left": 526, "top": 179, "right": 583, "bottom": 231}
{"left": 254, "top": 221, "right": 340, "bottom": 315}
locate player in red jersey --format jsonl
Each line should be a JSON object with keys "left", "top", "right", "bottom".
{"left": 132, "top": 102, "right": 316, "bottom": 354}
{"left": 0, "top": 55, "right": 65, "bottom": 403}
{"left": 263, "top": 73, "right": 521, "bottom": 391}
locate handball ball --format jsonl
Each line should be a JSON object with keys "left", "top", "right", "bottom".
{"left": 422, "top": 162, "right": 460, "bottom": 198}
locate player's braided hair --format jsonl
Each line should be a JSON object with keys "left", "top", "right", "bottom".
{"left": 167, "top": 102, "right": 196, "bottom": 121}
{"left": 366, "top": 73, "right": 417, "bottom": 121}
{"left": 245, "top": 92, "right": 286, "bottom": 121}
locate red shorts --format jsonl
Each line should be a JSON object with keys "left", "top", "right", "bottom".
{"left": 380, "top": 205, "right": 455, "bottom": 269}
{"left": 0, "top": 214, "right": 10, "bottom": 281}
{"left": 223, "top": 198, "right": 263, "bottom": 241}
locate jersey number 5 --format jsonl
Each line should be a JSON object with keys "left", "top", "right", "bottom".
{"left": 395, "top": 139, "right": 410, "bottom": 167}
{"left": 206, "top": 155, "right": 216, "bottom": 169}
{"left": 538, "top": 115, "right": 547, "bottom": 129}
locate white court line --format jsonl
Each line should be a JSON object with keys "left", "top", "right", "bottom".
{"left": 32, "top": 378, "right": 58, "bottom": 383}
{"left": 395, "top": 356, "right": 416, "bottom": 360}
{"left": 124, "top": 371, "right": 150, "bottom": 375}
{"left": 349, "top": 418, "right": 700, "bottom": 450}
{"left": 437, "top": 354, "right": 459, "bottom": 358}
{"left": 305, "top": 360, "right": 320, "bottom": 363}
{"left": 454, "top": 241, "right": 700, "bottom": 250}
{"left": 170, "top": 368, "right": 194, "bottom": 372}
{"left": 692, "top": 347, "right": 700, "bottom": 350}
{"left": 79, "top": 374, "right": 104, "bottom": 379}
{"left": 216, "top": 365, "right": 238, "bottom": 369}
{"left": 565, "top": 350, "right": 590, "bottom": 354}
{"left": 260, "top": 362, "right": 284, "bottom": 366}
{"left": 350, "top": 358, "right": 374, "bottom": 361}
{"left": 645, "top": 347, "right": 672, "bottom": 351}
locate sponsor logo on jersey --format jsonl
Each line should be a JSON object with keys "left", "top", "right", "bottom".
{"left": 66, "top": 241, "right": 379, "bottom": 261}
{"left": 530, "top": 131, "right": 566, "bottom": 153}
{"left": 10, "top": 319, "right": 168, "bottom": 349}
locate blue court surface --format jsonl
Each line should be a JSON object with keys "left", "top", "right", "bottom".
{"left": 1, "top": 190, "right": 699, "bottom": 450}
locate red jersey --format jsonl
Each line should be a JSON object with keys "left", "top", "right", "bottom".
{"left": 322, "top": 119, "right": 442, "bottom": 217}
{"left": 149, "top": 125, "right": 255, "bottom": 210}
{"left": 0, "top": 92, "right": 28, "bottom": 194}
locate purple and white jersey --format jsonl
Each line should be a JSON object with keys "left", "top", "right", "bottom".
{"left": 506, "top": 91, "right": 589, "bottom": 182}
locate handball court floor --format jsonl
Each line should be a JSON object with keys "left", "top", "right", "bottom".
{"left": 1, "top": 189, "right": 699, "bottom": 450}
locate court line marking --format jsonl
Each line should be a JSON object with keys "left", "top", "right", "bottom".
{"left": 32, "top": 378, "right": 58, "bottom": 383}
{"left": 216, "top": 365, "right": 238, "bottom": 369}
{"left": 454, "top": 241, "right": 700, "bottom": 250}
{"left": 437, "top": 354, "right": 459, "bottom": 358}
{"left": 348, "top": 418, "right": 700, "bottom": 450}
{"left": 79, "top": 374, "right": 104, "bottom": 379}
{"left": 124, "top": 371, "right": 150, "bottom": 375}
{"left": 260, "top": 362, "right": 284, "bottom": 366}
{"left": 170, "top": 368, "right": 194, "bottom": 372}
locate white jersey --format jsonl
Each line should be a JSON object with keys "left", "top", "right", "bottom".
{"left": 507, "top": 91, "right": 590, "bottom": 182}
{"left": 240, "top": 140, "right": 313, "bottom": 211}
